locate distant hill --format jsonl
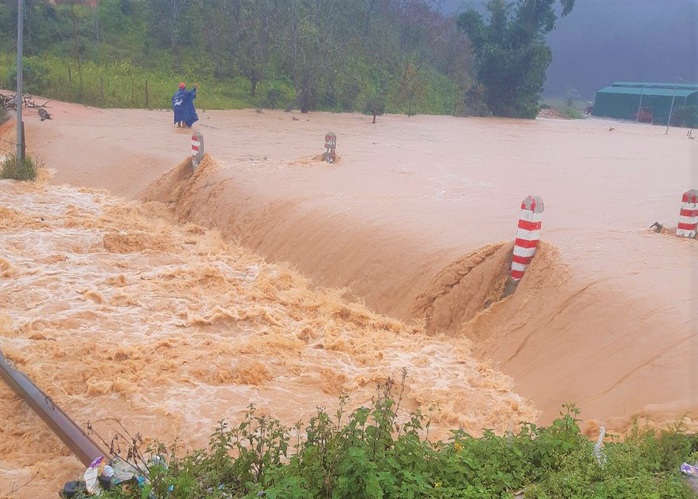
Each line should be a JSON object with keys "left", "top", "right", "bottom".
{"left": 442, "top": 0, "right": 698, "bottom": 99}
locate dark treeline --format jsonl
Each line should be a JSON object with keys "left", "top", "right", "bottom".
{"left": 0, "top": 0, "right": 578, "bottom": 117}
{"left": 0, "top": 0, "right": 477, "bottom": 115}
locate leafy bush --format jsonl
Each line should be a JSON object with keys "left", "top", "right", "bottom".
{"left": 8, "top": 57, "right": 51, "bottom": 95}
{"left": 91, "top": 382, "right": 697, "bottom": 499}
{"left": 0, "top": 153, "right": 38, "bottom": 181}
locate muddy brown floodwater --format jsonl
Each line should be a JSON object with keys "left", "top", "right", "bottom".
{"left": 0, "top": 100, "right": 696, "bottom": 495}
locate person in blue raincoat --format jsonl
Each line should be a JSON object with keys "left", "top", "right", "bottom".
{"left": 172, "top": 82, "right": 199, "bottom": 128}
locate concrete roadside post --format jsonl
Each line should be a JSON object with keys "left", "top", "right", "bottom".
{"left": 324, "top": 132, "right": 337, "bottom": 164}
{"left": 192, "top": 131, "right": 204, "bottom": 168}
{"left": 505, "top": 195, "right": 544, "bottom": 296}
{"left": 676, "top": 189, "right": 698, "bottom": 238}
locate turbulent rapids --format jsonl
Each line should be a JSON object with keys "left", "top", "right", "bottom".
{"left": 0, "top": 102, "right": 696, "bottom": 495}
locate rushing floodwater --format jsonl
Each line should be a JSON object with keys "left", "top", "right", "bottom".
{"left": 0, "top": 103, "right": 696, "bottom": 494}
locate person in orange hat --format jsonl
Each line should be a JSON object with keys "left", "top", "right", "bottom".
{"left": 171, "top": 82, "right": 199, "bottom": 128}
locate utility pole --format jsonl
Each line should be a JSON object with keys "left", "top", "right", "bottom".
{"left": 16, "top": 0, "right": 24, "bottom": 161}
{"left": 665, "top": 78, "right": 678, "bottom": 135}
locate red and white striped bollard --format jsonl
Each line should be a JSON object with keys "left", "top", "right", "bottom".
{"left": 191, "top": 131, "right": 204, "bottom": 168}
{"left": 510, "top": 195, "right": 544, "bottom": 282}
{"left": 676, "top": 189, "right": 698, "bottom": 238}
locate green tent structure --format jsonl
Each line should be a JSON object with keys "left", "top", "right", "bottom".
{"left": 592, "top": 82, "right": 698, "bottom": 127}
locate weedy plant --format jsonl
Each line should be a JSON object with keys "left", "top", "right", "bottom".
{"left": 0, "top": 153, "right": 39, "bottom": 181}
{"left": 94, "top": 380, "right": 697, "bottom": 498}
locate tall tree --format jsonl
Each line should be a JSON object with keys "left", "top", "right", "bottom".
{"left": 199, "top": 0, "right": 240, "bottom": 78}
{"left": 457, "top": 0, "right": 574, "bottom": 118}
{"left": 276, "top": 0, "right": 346, "bottom": 113}
{"left": 23, "top": 0, "right": 72, "bottom": 56}
{"left": 237, "top": 0, "right": 273, "bottom": 97}
{"left": 145, "top": 0, "right": 190, "bottom": 51}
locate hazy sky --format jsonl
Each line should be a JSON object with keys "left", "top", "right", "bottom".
{"left": 442, "top": 0, "right": 698, "bottom": 99}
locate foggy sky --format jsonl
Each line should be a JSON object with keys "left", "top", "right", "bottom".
{"left": 443, "top": 0, "right": 698, "bottom": 99}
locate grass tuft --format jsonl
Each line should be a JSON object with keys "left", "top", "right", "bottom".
{"left": 0, "top": 154, "right": 39, "bottom": 181}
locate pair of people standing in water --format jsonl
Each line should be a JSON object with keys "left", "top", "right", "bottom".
{"left": 171, "top": 82, "right": 199, "bottom": 128}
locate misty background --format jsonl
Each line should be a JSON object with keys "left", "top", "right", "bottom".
{"left": 443, "top": 0, "right": 698, "bottom": 101}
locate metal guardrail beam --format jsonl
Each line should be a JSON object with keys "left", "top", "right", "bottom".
{"left": 0, "top": 349, "right": 107, "bottom": 467}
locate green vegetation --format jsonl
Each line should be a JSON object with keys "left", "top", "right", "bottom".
{"left": 0, "top": 0, "right": 578, "bottom": 118}
{"left": 457, "top": 0, "right": 575, "bottom": 118}
{"left": 557, "top": 105, "right": 584, "bottom": 120}
{"left": 93, "top": 382, "right": 697, "bottom": 498}
{"left": 0, "top": 53, "right": 256, "bottom": 110}
{"left": 541, "top": 99, "right": 585, "bottom": 119}
{"left": 0, "top": 153, "right": 39, "bottom": 180}
{"left": 556, "top": 106, "right": 584, "bottom": 120}
{"left": 0, "top": 0, "right": 473, "bottom": 116}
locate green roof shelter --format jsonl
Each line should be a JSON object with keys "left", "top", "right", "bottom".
{"left": 592, "top": 82, "right": 698, "bottom": 127}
